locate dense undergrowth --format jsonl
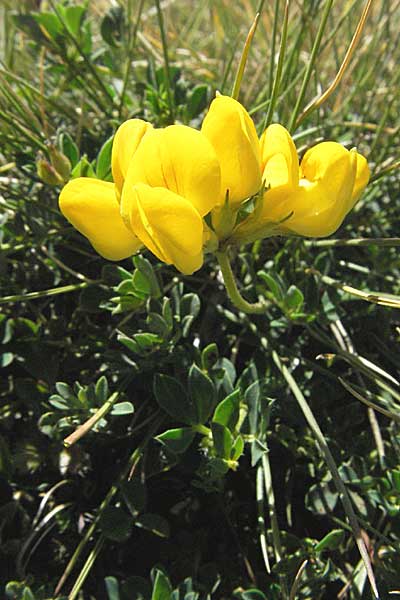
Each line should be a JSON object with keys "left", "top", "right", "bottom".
{"left": 0, "top": 1, "right": 400, "bottom": 598}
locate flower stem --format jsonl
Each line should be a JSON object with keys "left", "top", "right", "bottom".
{"left": 216, "top": 250, "right": 269, "bottom": 314}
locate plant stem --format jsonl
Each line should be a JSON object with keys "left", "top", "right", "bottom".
{"left": 216, "top": 250, "right": 269, "bottom": 314}
{"left": 288, "top": 0, "right": 334, "bottom": 132}
{"left": 154, "top": 0, "right": 175, "bottom": 123}
{"left": 0, "top": 282, "right": 89, "bottom": 305}
{"left": 118, "top": 0, "right": 146, "bottom": 118}
{"left": 55, "top": 414, "right": 164, "bottom": 596}
{"left": 231, "top": 11, "right": 261, "bottom": 100}
{"left": 63, "top": 392, "right": 120, "bottom": 448}
{"left": 264, "top": 1, "right": 289, "bottom": 128}
{"left": 256, "top": 464, "right": 271, "bottom": 574}
{"left": 262, "top": 451, "right": 288, "bottom": 598}
{"left": 303, "top": 237, "right": 400, "bottom": 248}
{"left": 272, "top": 350, "right": 380, "bottom": 600}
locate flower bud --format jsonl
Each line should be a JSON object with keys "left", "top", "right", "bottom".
{"left": 36, "top": 155, "right": 64, "bottom": 186}
{"left": 48, "top": 144, "right": 72, "bottom": 182}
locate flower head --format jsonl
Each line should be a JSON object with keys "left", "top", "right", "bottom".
{"left": 58, "top": 95, "right": 370, "bottom": 275}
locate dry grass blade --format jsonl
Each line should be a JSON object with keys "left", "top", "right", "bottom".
{"left": 296, "top": 0, "right": 373, "bottom": 127}
{"left": 339, "top": 377, "right": 400, "bottom": 423}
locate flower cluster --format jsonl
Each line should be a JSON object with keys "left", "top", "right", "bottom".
{"left": 59, "top": 95, "right": 369, "bottom": 274}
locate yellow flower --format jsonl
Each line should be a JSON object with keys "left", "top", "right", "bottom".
{"left": 59, "top": 178, "right": 141, "bottom": 261}
{"left": 59, "top": 118, "right": 153, "bottom": 261}
{"left": 120, "top": 124, "right": 221, "bottom": 274}
{"left": 59, "top": 119, "right": 221, "bottom": 274}
{"left": 234, "top": 123, "right": 370, "bottom": 241}
{"left": 201, "top": 94, "right": 261, "bottom": 206}
{"left": 111, "top": 118, "right": 153, "bottom": 201}
{"left": 59, "top": 96, "right": 370, "bottom": 275}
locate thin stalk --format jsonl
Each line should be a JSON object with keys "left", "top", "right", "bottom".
{"left": 272, "top": 351, "right": 380, "bottom": 599}
{"left": 0, "top": 108, "right": 47, "bottom": 152}
{"left": 118, "top": 0, "right": 146, "bottom": 117}
{"left": 231, "top": 11, "right": 262, "bottom": 100}
{"left": 263, "top": 0, "right": 289, "bottom": 128}
{"left": 256, "top": 464, "right": 271, "bottom": 574}
{"left": 307, "top": 268, "right": 400, "bottom": 309}
{"left": 289, "top": 559, "right": 308, "bottom": 600}
{"left": 296, "top": 0, "right": 373, "bottom": 128}
{"left": 262, "top": 452, "right": 288, "bottom": 598}
{"left": 68, "top": 537, "right": 105, "bottom": 600}
{"left": 55, "top": 414, "right": 164, "bottom": 596}
{"left": 370, "top": 159, "right": 400, "bottom": 183}
{"left": 304, "top": 237, "right": 400, "bottom": 248}
{"left": 267, "top": 0, "right": 280, "bottom": 98}
{"left": 288, "top": 0, "right": 334, "bottom": 132}
{"left": 0, "top": 66, "right": 76, "bottom": 120}
{"left": 154, "top": 0, "right": 175, "bottom": 122}
{"left": 63, "top": 392, "right": 120, "bottom": 448}
{"left": 0, "top": 282, "right": 89, "bottom": 305}
{"left": 216, "top": 250, "right": 269, "bottom": 314}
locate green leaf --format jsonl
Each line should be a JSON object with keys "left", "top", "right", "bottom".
{"left": 136, "top": 513, "right": 170, "bottom": 538}
{"left": 60, "top": 132, "right": 79, "bottom": 166}
{"left": 180, "top": 294, "right": 201, "bottom": 336}
{"left": 392, "top": 469, "right": 400, "bottom": 492}
{"left": 71, "top": 155, "right": 96, "bottom": 178}
{"left": 105, "top": 576, "right": 120, "bottom": 600}
{"left": 188, "top": 364, "right": 216, "bottom": 424}
{"left": 212, "top": 389, "right": 241, "bottom": 431}
{"left": 121, "top": 479, "right": 147, "bottom": 516}
{"left": 110, "top": 402, "right": 134, "bottom": 416}
{"left": 55, "top": 382, "right": 73, "bottom": 399}
{"left": 101, "top": 6, "right": 124, "bottom": 48}
{"left": 119, "top": 333, "right": 161, "bottom": 355}
{"left": 63, "top": 5, "right": 86, "bottom": 37}
{"left": 48, "top": 395, "right": 70, "bottom": 411}
{"left": 186, "top": 85, "right": 208, "bottom": 119}
{"left": 306, "top": 480, "right": 339, "bottom": 515}
{"left": 314, "top": 529, "right": 345, "bottom": 553}
{"left": 231, "top": 435, "right": 244, "bottom": 461}
{"left": 151, "top": 569, "right": 172, "bottom": 600}
{"left": 32, "top": 13, "right": 63, "bottom": 42}
{"left": 132, "top": 268, "right": 151, "bottom": 298}
{"left": 250, "top": 439, "right": 268, "bottom": 467}
{"left": 211, "top": 422, "right": 233, "bottom": 459}
{"left": 133, "top": 255, "right": 161, "bottom": 297}
{"left": 156, "top": 427, "right": 195, "bottom": 454}
{"left": 201, "top": 343, "right": 219, "bottom": 371}
{"left": 95, "top": 376, "right": 109, "bottom": 403}
{"left": 257, "top": 271, "right": 284, "bottom": 301}
{"left": 285, "top": 285, "right": 304, "bottom": 312}
{"left": 96, "top": 136, "right": 113, "bottom": 180}
{"left": 236, "top": 590, "right": 267, "bottom": 600}
{"left": 146, "top": 313, "right": 170, "bottom": 337}
{"left": 99, "top": 506, "right": 133, "bottom": 542}
{"left": 153, "top": 374, "right": 195, "bottom": 425}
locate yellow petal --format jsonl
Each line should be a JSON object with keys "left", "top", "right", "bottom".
{"left": 275, "top": 142, "right": 357, "bottom": 237}
{"left": 237, "top": 142, "right": 358, "bottom": 239}
{"left": 259, "top": 124, "right": 299, "bottom": 188}
{"left": 121, "top": 183, "right": 204, "bottom": 274}
{"left": 111, "top": 119, "right": 153, "bottom": 199}
{"left": 201, "top": 95, "right": 261, "bottom": 206}
{"left": 59, "top": 178, "right": 141, "bottom": 260}
{"left": 351, "top": 152, "right": 370, "bottom": 202}
{"left": 125, "top": 125, "right": 221, "bottom": 216}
